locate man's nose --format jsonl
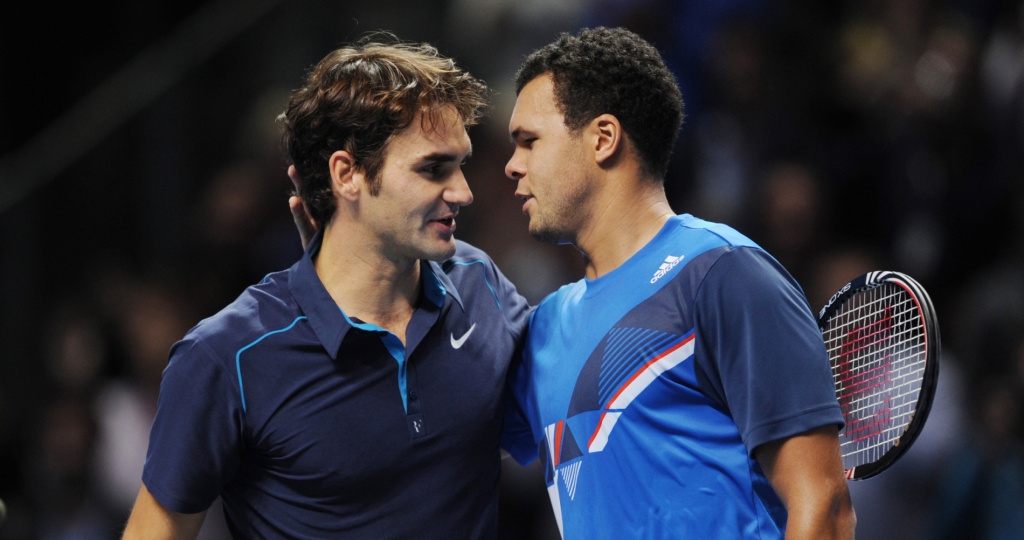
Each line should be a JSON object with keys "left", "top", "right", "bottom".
{"left": 505, "top": 151, "right": 525, "bottom": 181}
{"left": 445, "top": 168, "right": 474, "bottom": 206}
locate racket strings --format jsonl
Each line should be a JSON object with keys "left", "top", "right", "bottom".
{"left": 823, "top": 284, "right": 927, "bottom": 469}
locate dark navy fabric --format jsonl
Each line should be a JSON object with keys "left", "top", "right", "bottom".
{"left": 142, "top": 231, "right": 530, "bottom": 539}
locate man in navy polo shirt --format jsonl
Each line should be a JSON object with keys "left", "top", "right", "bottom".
{"left": 123, "top": 37, "right": 530, "bottom": 539}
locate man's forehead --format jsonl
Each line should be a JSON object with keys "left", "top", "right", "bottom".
{"left": 418, "top": 104, "right": 467, "bottom": 131}
{"left": 509, "top": 89, "right": 560, "bottom": 139}
{"left": 391, "top": 110, "right": 471, "bottom": 158}
{"left": 508, "top": 96, "right": 535, "bottom": 137}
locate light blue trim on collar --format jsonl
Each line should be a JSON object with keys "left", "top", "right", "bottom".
{"left": 339, "top": 309, "right": 410, "bottom": 412}
{"left": 420, "top": 260, "right": 447, "bottom": 307}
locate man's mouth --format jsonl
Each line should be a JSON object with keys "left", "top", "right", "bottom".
{"left": 519, "top": 196, "right": 534, "bottom": 215}
{"left": 429, "top": 215, "right": 457, "bottom": 234}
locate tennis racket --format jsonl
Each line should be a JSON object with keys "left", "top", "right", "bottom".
{"left": 817, "top": 271, "right": 940, "bottom": 480}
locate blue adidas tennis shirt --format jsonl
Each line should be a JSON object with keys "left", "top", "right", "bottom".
{"left": 142, "top": 231, "right": 530, "bottom": 538}
{"left": 503, "top": 214, "right": 844, "bottom": 539}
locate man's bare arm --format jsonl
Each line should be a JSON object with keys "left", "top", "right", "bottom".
{"left": 122, "top": 483, "right": 206, "bottom": 540}
{"left": 755, "top": 425, "right": 856, "bottom": 540}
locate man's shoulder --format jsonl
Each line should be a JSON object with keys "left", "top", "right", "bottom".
{"left": 670, "top": 214, "right": 760, "bottom": 250}
{"left": 449, "top": 240, "right": 493, "bottom": 264}
{"left": 182, "top": 269, "right": 298, "bottom": 353}
{"left": 440, "top": 240, "right": 501, "bottom": 284}
{"left": 532, "top": 278, "right": 585, "bottom": 319}
{"left": 663, "top": 215, "right": 784, "bottom": 285}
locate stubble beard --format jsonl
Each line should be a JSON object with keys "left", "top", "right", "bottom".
{"left": 378, "top": 226, "right": 457, "bottom": 264}
{"left": 527, "top": 195, "right": 587, "bottom": 247}
{"left": 528, "top": 159, "right": 591, "bottom": 246}
{"left": 415, "top": 234, "right": 458, "bottom": 261}
{"left": 529, "top": 223, "right": 568, "bottom": 245}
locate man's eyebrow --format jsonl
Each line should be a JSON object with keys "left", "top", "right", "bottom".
{"left": 419, "top": 151, "right": 473, "bottom": 164}
{"left": 510, "top": 128, "right": 534, "bottom": 144}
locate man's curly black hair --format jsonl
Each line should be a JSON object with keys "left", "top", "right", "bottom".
{"left": 515, "top": 27, "right": 684, "bottom": 180}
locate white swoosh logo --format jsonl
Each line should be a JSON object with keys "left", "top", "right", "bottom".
{"left": 450, "top": 323, "right": 477, "bottom": 349}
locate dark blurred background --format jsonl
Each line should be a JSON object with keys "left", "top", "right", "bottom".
{"left": 1, "top": 0, "right": 1023, "bottom": 538}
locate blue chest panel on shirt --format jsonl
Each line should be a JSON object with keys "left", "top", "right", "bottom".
{"left": 528, "top": 215, "right": 751, "bottom": 428}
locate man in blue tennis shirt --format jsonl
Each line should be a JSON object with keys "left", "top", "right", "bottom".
{"left": 499, "top": 28, "right": 857, "bottom": 539}
{"left": 122, "top": 38, "right": 530, "bottom": 538}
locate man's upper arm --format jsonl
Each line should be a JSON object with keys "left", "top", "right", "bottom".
{"left": 123, "top": 483, "right": 207, "bottom": 540}
{"left": 755, "top": 425, "right": 856, "bottom": 540}
{"left": 142, "top": 337, "right": 243, "bottom": 513}
{"left": 693, "top": 247, "right": 843, "bottom": 454}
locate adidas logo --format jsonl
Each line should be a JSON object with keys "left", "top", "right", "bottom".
{"left": 650, "top": 255, "right": 683, "bottom": 283}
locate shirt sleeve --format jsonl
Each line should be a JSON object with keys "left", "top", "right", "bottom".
{"left": 693, "top": 247, "right": 844, "bottom": 456}
{"left": 501, "top": 339, "right": 540, "bottom": 465}
{"left": 141, "top": 337, "right": 244, "bottom": 514}
{"left": 485, "top": 251, "right": 533, "bottom": 342}
{"left": 484, "top": 255, "right": 539, "bottom": 464}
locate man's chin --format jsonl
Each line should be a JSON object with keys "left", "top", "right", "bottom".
{"left": 529, "top": 224, "right": 567, "bottom": 245}
{"left": 421, "top": 239, "right": 458, "bottom": 261}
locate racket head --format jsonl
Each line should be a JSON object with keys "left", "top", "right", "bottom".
{"left": 817, "top": 271, "right": 941, "bottom": 480}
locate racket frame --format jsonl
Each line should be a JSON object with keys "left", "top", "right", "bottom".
{"left": 817, "top": 271, "right": 941, "bottom": 480}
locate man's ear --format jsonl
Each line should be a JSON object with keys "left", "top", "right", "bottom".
{"left": 329, "top": 150, "right": 362, "bottom": 201}
{"left": 591, "top": 114, "right": 623, "bottom": 167}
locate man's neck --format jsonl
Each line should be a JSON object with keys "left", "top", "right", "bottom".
{"left": 314, "top": 223, "right": 420, "bottom": 343}
{"left": 577, "top": 179, "right": 675, "bottom": 280}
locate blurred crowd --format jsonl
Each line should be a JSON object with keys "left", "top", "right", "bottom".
{"left": 1, "top": 0, "right": 1023, "bottom": 539}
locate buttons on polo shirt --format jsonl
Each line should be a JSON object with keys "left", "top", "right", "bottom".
{"left": 409, "top": 390, "right": 418, "bottom": 401}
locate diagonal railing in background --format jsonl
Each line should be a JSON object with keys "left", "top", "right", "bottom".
{"left": 0, "top": 0, "right": 287, "bottom": 214}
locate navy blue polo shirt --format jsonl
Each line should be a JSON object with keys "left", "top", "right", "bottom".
{"left": 142, "top": 231, "right": 530, "bottom": 539}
